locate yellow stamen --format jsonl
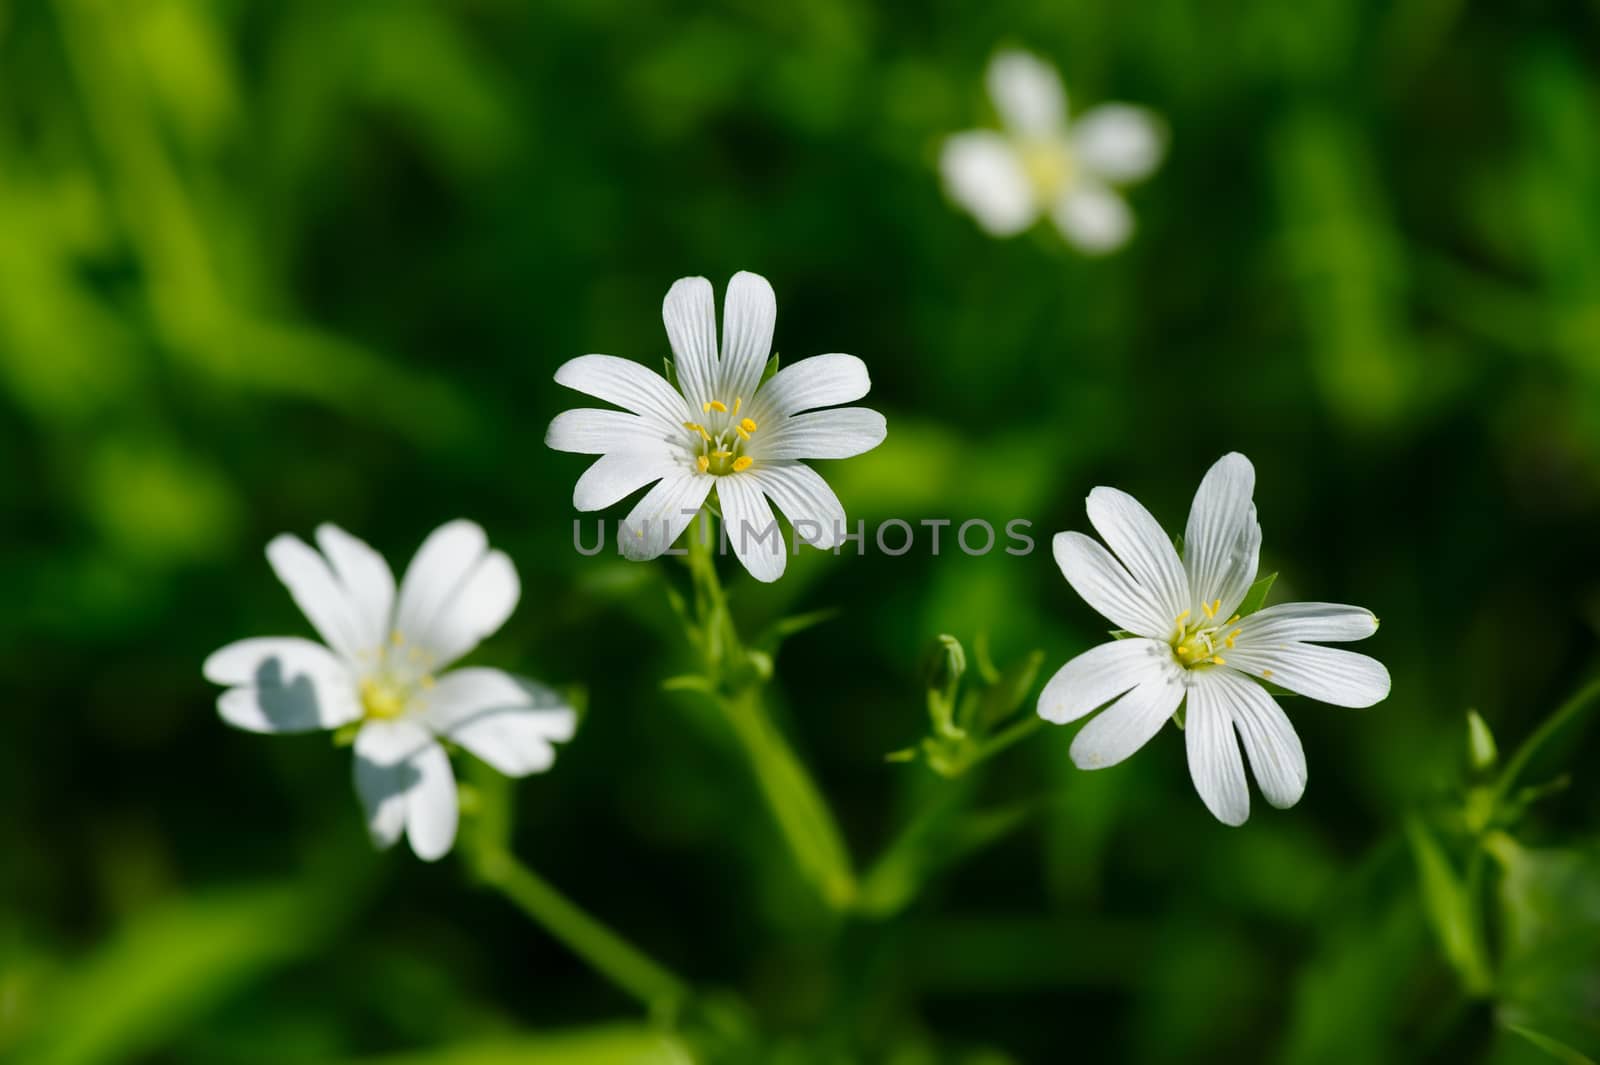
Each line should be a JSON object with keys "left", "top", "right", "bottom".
{"left": 732, "top": 456, "right": 753, "bottom": 472}
{"left": 1211, "top": 655, "right": 1226, "bottom": 665}
{"left": 1174, "top": 610, "right": 1190, "bottom": 625}
{"left": 736, "top": 425, "right": 750, "bottom": 440}
{"left": 1225, "top": 628, "right": 1241, "bottom": 648}
{"left": 696, "top": 455, "right": 709, "bottom": 473}
{"left": 1212, "top": 599, "right": 1222, "bottom": 616}
{"left": 1224, "top": 615, "right": 1240, "bottom": 626}
{"left": 704, "top": 399, "right": 728, "bottom": 413}
{"left": 739, "top": 417, "right": 758, "bottom": 434}
{"left": 1201, "top": 600, "right": 1216, "bottom": 620}
{"left": 732, "top": 397, "right": 742, "bottom": 414}
{"left": 682, "top": 421, "right": 711, "bottom": 441}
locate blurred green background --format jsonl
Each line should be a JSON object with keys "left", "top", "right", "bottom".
{"left": 3, "top": 0, "right": 1600, "bottom": 1062}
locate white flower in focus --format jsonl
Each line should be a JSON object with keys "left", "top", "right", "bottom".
{"left": 204, "top": 521, "right": 577, "bottom": 861}
{"left": 547, "top": 271, "right": 886, "bottom": 583}
{"left": 1038, "top": 453, "right": 1389, "bottom": 826}
{"left": 940, "top": 49, "right": 1166, "bottom": 254}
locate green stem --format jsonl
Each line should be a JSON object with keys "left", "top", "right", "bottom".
{"left": 470, "top": 846, "right": 690, "bottom": 1015}
{"left": 681, "top": 513, "right": 857, "bottom": 908}
{"left": 1487, "top": 674, "right": 1600, "bottom": 811}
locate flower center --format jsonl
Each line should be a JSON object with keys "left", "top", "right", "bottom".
{"left": 1170, "top": 600, "right": 1240, "bottom": 670}
{"left": 357, "top": 631, "right": 436, "bottom": 721}
{"left": 683, "top": 396, "right": 757, "bottom": 476}
{"left": 1017, "top": 138, "right": 1075, "bottom": 200}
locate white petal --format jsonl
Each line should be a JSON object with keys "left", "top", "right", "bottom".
{"left": 717, "top": 271, "right": 776, "bottom": 406}
{"left": 986, "top": 49, "right": 1065, "bottom": 136}
{"left": 1050, "top": 182, "right": 1134, "bottom": 254}
{"left": 749, "top": 354, "right": 870, "bottom": 423}
{"left": 753, "top": 407, "right": 886, "bottom": 461}
{"left": 420, "top": 667, "right": 577, "bottom": 777}
{"left": 619, "top": 469, "right": 714, "bottom": 561}
{"left": 1224, "top": 643, "right": 1390, "bottom": 708}
{"left": 662, "top": 276, "right": 717, "bottom": 410}
{"left": 1085, "top": 487, "right": 1188, "bottom": 623}
{"left": 265, "top": 534, "right": 367, "bottom": 661}
{"left": 717, "top": 474, "right": 787, "bottom": 583}
{"left": 395, "top": 521, "right": 518, "bottom": 668}
{"left": 1071, "top": 104, "right": 1165, "bottom": 183}
{"left": 315, "top": 524, "right": 395, "bottom": 656}
{"left": 1235, "top": 602, "right": 1380, "bottom": 644}
{"left": 746, "top": 462, "right": 846, "bottom": 550}
{"left": 1184, "top": 671, "right": 1251, "bottom": 826}
{"left": 1213, "top": 669, "right": 1308, "bottom": 809}
{"left": 204, "top": 637, "right": 361, "bottom": 733}
{"left": 1037, "top": 637, "right": 1170, "bottom": 724}
{"left": 352, "top": 720, "right": 434, "bottom": 851}
{"left": 545, "top": 409, "right": 678, "bottom": 455}
{"left": 554, "top": 354, "right": 692, "bottom": 431}
{"left": 405, "top": 740, "right": 458, "bottom": 861}
{"left": 940, "top": 131, "right": 1038, "bottom": 237}
{"left": 1068, "top": 658, "right": 1185, "bottom": 769}
{"left": 1183, "top": 453, "right": 1261, "bottom": 618}
{"left": 1051, "top": 531, "right": 1171, "bottom": 638}
{"left": 572, "top": 451, "right": 681, "bottom": 511}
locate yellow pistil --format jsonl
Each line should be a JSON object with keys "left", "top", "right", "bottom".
{"left": 696, "top": 455, "right": 709, "bottom": 473}
{"left": 732, "top": 456, "right": 753, "bottom": 472}
{"left": 360, "top": 678, "right": 405, "bottom": 720}
{"left": 704, "top": 400, "right": 728, "bottom": 413}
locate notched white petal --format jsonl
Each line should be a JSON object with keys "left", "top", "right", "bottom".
{"left": 1068, "top": 659, "right": 1184, "bottom": 770}
{"left": 1051, "top": 531, "right": 1170, "bottom": 638}
{"left": 986, "top": 49, "right": 1066, "bottom": 136}
{"left": 1050, "top": 182, "right": 1134, "bottom": 254}
{"left": 422, "top": 667, "right": 578, "bottom": 778}
{"left": 940, "top": 131, "right": 1037, "bottom": 236}
{"left": 1072, "top": 104, "right": 1166, "bottom": 183}
{"left": 206, "top": 637, "right": 361, "bottom": 733}
{"left": 1037, "top": 637, "right": 1169, "bottom": 724}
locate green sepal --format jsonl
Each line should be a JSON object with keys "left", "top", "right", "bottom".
{"left": 1237, "top": 572, "right": 1277, "bottom": 616}
{"left": 758, "top": 352, "right": 780, "bottom": 388}
{"left": 662, "top": 356, "right": 680, "bottom": 392}
{"left": 1466, "top": 710, "right": 1498, "bottom": 772}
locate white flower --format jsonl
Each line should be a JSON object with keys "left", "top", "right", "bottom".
{"left": 203, "top": 521, "right": 577, "bottom": 861}
{"left": 940, "top": 49, "right": 1165, "bottom": 254}
{"left": 546, "top": 271, "right": 886, "bottom": 583}
{"left": 1037, "top": 453, "right": 1389, "bottom": 826}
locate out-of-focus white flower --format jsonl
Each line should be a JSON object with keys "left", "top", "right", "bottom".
{"left": 547, "top": 271, "right": 886, "bottom": 583}
{"left": 204, "top": 521, "right": 576, "bottom": 860}
{"left": 940, "top": 49, "right": 1165, "bottom": 254}
{"left": 1038, "top": 453, "right": 1389, "bottom": 825}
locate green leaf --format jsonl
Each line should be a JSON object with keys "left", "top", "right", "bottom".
{"left": 341, "top": 1027, "right": 696, "bottom": 1065}
{"left": 975, "top": 649, "right": 1045, "bottom": 731}
{"left": 1237, "top": 572, "right": 1278, "bottom": 617}
{"left": 1405, "top": 816, "right": 1492, "bottom": 993}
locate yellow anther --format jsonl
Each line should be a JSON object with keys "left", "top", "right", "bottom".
{"left": 711, "top": 449, "right": 732, "bottom": 459}
{"left": 1201, "top": 600, "right": 1216, "bottom": 619}
{"left": 704, "top": 400, "right": 728, "bottom": 413}
{"left": 682, "top": 421, "right": 711, "bottom": 441}
{"left": 736, "top": 425, "right": 751, "bottom": 440}
{"left": 1225, "top": 615, "right": 1240, "bottom": 626}
{"left": 1174, "top": 610, "right": 1190, "bottom": 625}
{"left": 732, "top": 456, "right": 753, "bottom": 472}
{"left": 1177, "top": 645, "right": 1191, "bottom": 657}
{"left": 739, "top": 417, "right": 758, "bottom": 434}
{"left": 1212, "top": 599, "right": 1222, "bottom": 616}
{"left": 1211, "top": 655, "right": 1226, "bottom": 665}
{"left": 733, "top": 396, "right": 742, "bottom": 414}
{"left": 696, "top": 455, "right": 709, "bottom": 473}
{"left": 1225, "top": 628, "right": 1241, "bottom": 648}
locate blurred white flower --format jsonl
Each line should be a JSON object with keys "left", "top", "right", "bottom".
{"left": 204, "top": 521, "right": 576, "bottom": 861}
{"left": 940, "top": 49, "right": 1166, "bottom": 254}
{"left": 1038, "top": 453, "right": 1389, "bottom": 825}
{"left": 547, "top": 271, "right": 886, "bottom": 583}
